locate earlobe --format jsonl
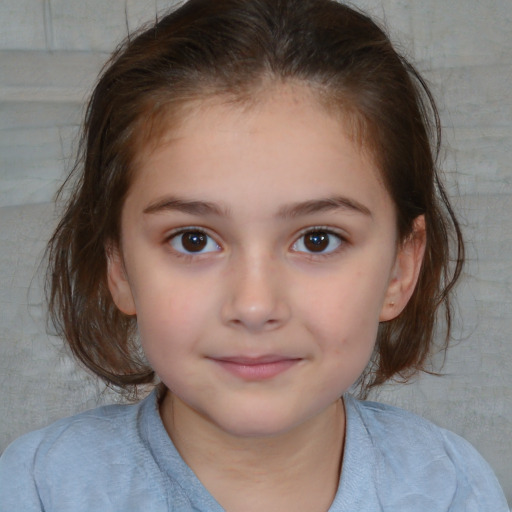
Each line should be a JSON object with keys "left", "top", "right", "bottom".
{"left": 380, "top": 215, "right": 426, "bottom": 322}
{"left": 106, "top": 244, "right": 137, "bottom": 316}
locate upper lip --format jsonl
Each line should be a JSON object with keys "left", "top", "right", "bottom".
{"left": 210, "top": 355, "right": 301, "bottom": 365}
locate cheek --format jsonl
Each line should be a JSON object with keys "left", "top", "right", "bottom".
{"left": 296, "top": 265, "right": 387, "bottom": 361}
{"left": 299, "top": 269, "right": 382, "bottom": 328}
{"left": 132, "top": 274, "right": 218, "bottom": 357}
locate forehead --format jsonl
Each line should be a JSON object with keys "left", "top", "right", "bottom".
{"left": 124, "top": 84, "right": 393, "bottom": 224}
{"left": 132, "top": 82, "right": 379, "bottom": 177}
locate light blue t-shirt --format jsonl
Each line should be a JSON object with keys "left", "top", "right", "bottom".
{"left": 0, "top": 390, "right": 508, "bottom": 511}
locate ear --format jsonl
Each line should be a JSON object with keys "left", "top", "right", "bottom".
{"left": 380, "top": 215, "right": 426, "bottom": 322}
{"left": 106, "top": 243, "right": 137, "bottom": 316}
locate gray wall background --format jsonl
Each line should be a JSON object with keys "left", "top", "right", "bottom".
{"left": 0, "top": 0, "right": 511, "bottom": 504}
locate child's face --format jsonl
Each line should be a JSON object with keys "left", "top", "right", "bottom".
{"left": 108, "top": 86, "right": 423, "bottom": 438}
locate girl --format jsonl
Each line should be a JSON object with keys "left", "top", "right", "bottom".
{"left": 0, "top": 0, "right": 508, "bottom": 510}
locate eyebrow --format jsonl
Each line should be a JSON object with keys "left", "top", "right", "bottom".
{"left": 143, "top": 195, "right": 371, "bottom": 218}
{"left": 143, "top": 197, "right": 228, "bottom": 216}
{"left": 277, "top": 196, "right": 372, "bottom": 218}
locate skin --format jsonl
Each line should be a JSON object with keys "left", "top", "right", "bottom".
{"left": 107, "top": 85, "right": 426, "bottom": 511}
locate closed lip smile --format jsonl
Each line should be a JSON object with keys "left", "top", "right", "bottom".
{"left": 209, "top": 355, "right": 302, "bottom": 380}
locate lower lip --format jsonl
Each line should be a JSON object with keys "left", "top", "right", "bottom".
{"left": 212, "top": 359, "right": 299, "bottom": 381}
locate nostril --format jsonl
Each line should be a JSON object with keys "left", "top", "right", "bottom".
{"left": 228, "top": 315, "right": 280, "bottom": 329}
{"left": 223, "top": 301, "right": 290, "bottom": 332}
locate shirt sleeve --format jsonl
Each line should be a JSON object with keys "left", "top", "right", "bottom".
{"left": 0, "top": 433, "right": 45, "bottom": 512}
{"left": 440, "top": 428, "right": 510, "bottom": 512}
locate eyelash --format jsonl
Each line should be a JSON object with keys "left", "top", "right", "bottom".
{"left": 166, "top": 227, "right": 221, "bottom": 258}
{"left": 291, "top": 227, "right": 346, "bottom": 257}
{"left": 165, "top": 226, "right": 347, "bottom": 258}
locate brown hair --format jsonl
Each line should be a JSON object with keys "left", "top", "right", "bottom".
{"left": 47, "top": 0, "right": 464, "bottom": 396}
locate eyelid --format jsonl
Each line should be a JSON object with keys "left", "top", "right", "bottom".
{"left": 290, "top": 226, "right": 348, "bottom": 255}
{"left": 166, "top": 226, "right": 222, "bottom": 255}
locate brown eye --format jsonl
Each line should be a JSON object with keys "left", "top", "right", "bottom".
{"left": 182, "top": 231, "right": 207, "bottom": 252}
{"left": 170, "top": 230, "right": 221, "bottom": 254}
{"left": 292, "top": 230, "right": 343, "bottom": 254}
{"left": 304, "top": 231, "right": 329, "bottom": 252}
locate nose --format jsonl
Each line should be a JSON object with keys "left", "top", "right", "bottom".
{"left": 221, "top": 253, "right": 290, "bottom": 332}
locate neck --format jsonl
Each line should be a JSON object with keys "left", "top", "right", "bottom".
{"left": 160, "top": 392, "right": 345, "bottom": 512}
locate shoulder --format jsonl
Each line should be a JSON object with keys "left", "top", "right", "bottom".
{"left": 345, "top": 397, "right": 509, "bottom": 511}
{"left": 0, "top": 398, "right": 157, "bottom": 511}
{"left": 2, "top": 399, "right": 142, "bottom": 464}
{"left": 0, "top": 391, "right": 222, "bottom": 511}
